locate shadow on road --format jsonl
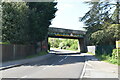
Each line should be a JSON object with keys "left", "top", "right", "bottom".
{"left": 2, "top": 78, "right": 119, "bottom": 80}
{"left": 22, "top": 53, "right": 85, "bottom": 67}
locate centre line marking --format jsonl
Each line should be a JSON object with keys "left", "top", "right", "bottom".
{"left": 64, "top": 56, "right": 68, "bottom": 59}
{"left": 59, "top": 59, "right": 64, "bottom": 62}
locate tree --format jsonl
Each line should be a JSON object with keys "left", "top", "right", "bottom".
{"left": 81, "top": 1, "right": 120, "bottom": 45}
{"left": 49, "top": 38, "right": 61, "bottom": 48}
{"left": 48, "top": 38, "right": 78, "bottom": 50}
{"left": 2, "top": 2, "right": 57, "bottom": 45}
{"left": 2, "top": 2, "right": 29, "bottom": 44}
{"left": 27, "top": 2, "right": 57, "bottom": 45}
{"left": 0, "top": 4, "right": 2, "bottom": 41}
{"left": 91, "top": 24, "right": 120, "bottom": 45}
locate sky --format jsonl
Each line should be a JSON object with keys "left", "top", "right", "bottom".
{"left": 50, "top": 0, "right": 91, "bottom": 30}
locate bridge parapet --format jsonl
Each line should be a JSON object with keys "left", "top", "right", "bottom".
{"left": 48, "top": 27, "right": 86, "bottom": 38}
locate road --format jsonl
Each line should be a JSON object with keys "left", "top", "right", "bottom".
{"left": 1, "top": 49, "right": 85, "bottom": 80}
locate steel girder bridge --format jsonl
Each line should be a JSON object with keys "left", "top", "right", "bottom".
{"left": 48, "top": 27, "right": 87, "bottom": 52}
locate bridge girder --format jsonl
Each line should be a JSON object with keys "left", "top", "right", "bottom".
{"left": 48, "top": 27, "right": 86, "bottom": 39}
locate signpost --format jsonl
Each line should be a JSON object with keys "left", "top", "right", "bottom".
{"left": 116, "top": 40, "right": 120, "bottom": 49}
{"left": 116, "top": 40, "right": 120, "bottom": 62}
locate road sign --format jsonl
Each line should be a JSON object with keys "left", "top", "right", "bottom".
{"left": 116, "top": 40, "right": 120, "bottom": 48}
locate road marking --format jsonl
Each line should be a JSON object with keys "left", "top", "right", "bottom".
{"left": 64, "top": 56, "right": 68, "bottom": 59}
{"left": 59, "top": 59, "right": 64, "bottom": 62}
{"left": 80, "top": 62, "right": 87, "bottom": 79}
{"left": 21, "top": 75, "right": 27, "bottom": 78}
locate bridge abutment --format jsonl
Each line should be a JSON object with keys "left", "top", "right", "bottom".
{"left": 78, "top": 38, "right": 87, "bottom": 53}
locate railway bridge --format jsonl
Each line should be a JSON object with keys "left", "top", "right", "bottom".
{"left": 48, "top": 27, "right": 87, "bottom": 52}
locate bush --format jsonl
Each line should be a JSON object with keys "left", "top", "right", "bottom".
{"left": 112, "top": 49, "right": 120, "bottom": 59}
{"left": 111, "top": 49, "right": 120, "bottom": 65}
{"left": 49, "top": 38, "right": 78, "bottom": 51}
{"left": 95, "top": 49, "right": 120, "bottom": 65}
{"left": 70, "top": 44, "right": 78, "bottom": 50}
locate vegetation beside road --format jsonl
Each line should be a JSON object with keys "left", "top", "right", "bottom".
{"left": 88, "top": 49, "right": 120, "bottom": 65}
{"left": 26, "top": 51, "right": 48, "bottom": 59}
{"left": 82, "top": 1, "right": 120, "bottom": 66}
{"left": 0, "top": 42, "right": 10, "bottom": 44}
{"left": 2, "top": 2, "right": 57, "bottom": 46}
{"left": 48, "top": 38, "right": 79, "bottom": 51}
{"left": 81, "top": 2, "right": 120, "bottom": 46}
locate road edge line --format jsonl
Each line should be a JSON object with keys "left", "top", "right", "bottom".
{"left": 79, "top": 56, "right": 87, "bottom": 80}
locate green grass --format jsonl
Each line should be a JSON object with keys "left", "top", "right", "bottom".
{"left": 95, "top": 54, "right": 118, "bottom": 65}
{"left": 87, "top": 51, "right": 119, "bottom": 65}
{"left": 26, "top": 51, "right": 48, "bottom": 59}
{"left": 87, "top": 52, "right": 95, "bottom": 55}
{"left": 0, "top": 42, "right": 10, "bottom": 44}
{"left": 66, "top": 48, "right": 79, "bottom": 51}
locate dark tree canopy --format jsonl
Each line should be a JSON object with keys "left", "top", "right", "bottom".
{"left": 2, "top": 2, "right": 57, "bottom": 44}
{"left": 81, "top": 1, "right": 120, "bottom": 45}
{"left": 27, "top": 2, "right": 57, "bottom": 44}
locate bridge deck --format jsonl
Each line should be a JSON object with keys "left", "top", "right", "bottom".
{"left": 48, "top": 27, "right": 86, "bottom": 38}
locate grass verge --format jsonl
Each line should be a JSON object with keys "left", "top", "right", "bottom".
{"left": 95, "top": 54, "right": 119, "bottom": 65}
{"left": 87, "top": 52, "right": 95, "bottom": 55}
{"left": 88, "top": 49, "right": 120, "bottom": 65}
{"left": 0, "top": 42, "right": 10, "bottom": 44}
{"left": 26, "top": 51, "right": 48, "bottom": 59}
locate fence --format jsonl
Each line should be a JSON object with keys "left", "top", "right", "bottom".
{"left": 1, "top": 44, "right": 36, "bottom": 62}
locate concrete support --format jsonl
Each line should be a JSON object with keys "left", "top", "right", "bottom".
{"left": 78, "top": 38, "right": 87, "bottom": 53}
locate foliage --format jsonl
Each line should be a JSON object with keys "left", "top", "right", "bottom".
{"left": 27, "top": 2, "right": 57, "bottom": 44}
{"left": 95, "top": 49, "right": 120, "bottom": 65}
{"left": 49, "top": 38, "right": 61, "bottom": 48}
{"left": 112, "top": 49, "right": 120, "bottom": 59}
{"left": 2, "top": 2, "right": 57, "bottom": 45}
{"left": 26, "top": 51, "right": 47, "bottom": 59}
{"left": 87, "top": 52, "right": 95, "bottom": 55}
{"left": 48, "top": 38, "right": 78, "bottom": 50}
{"left": 81, "top": 1, "right": 120, "bottom": 45}
{"left": 2, "top": 2, "right": 29, "bottom": 44}
{"left": 69, "top": 42, "right": 78, "bottom": 50}
{"left": 0, "top": 42, "right": 10, "bottom": 44}
{"left": 91, "top": 24, "right": 120, "bottom": 45}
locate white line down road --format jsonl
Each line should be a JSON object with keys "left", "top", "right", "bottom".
{"left": 1, "top": 49, "right": 85, "bottom": 80}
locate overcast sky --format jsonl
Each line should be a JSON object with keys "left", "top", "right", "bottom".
{"left": 50, "top": 0, "right": 91, "bottom": 30}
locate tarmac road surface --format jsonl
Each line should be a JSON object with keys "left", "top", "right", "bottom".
{"left": 1, "top": 49, "right": 85, "bottom": 80}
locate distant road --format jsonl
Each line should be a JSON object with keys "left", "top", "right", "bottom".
{"left": 1, "top": 49, "right": 85, "bottom": 80}
{"left": 50, "top": 48, "right": 80, "bottom": 54}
